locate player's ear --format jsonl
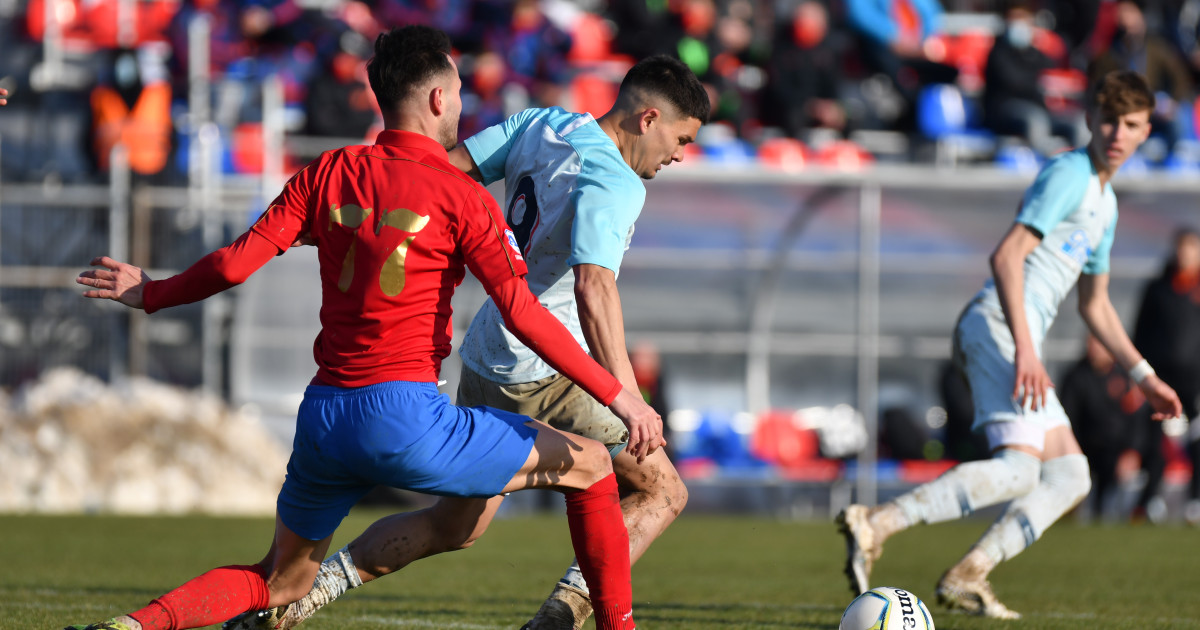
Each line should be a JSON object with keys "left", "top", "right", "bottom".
{"left": 640, "top": 107, "right": 660, "bottom": 133}
{"left": 430, "top": 85, "right": 445, "bottom": 116}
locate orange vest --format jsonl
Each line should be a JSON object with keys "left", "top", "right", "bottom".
{"left": 91, "top": 82, "right": 172, "bottom": 175}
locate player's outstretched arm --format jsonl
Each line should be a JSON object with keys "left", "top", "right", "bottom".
{"left": 77, "top": 256, "right": 151, "bottom": 309}
{"left": 1078, "top": 272, "right": 1184, "bottom": 420}
{"left": 79, "top": 230, "right": 280, "bottom": 313}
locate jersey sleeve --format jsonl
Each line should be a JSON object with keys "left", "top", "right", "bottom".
{"left": 1015, "top": 153, "right": 1090, "bottom": 237}
{"left": 249, "top": 161, "right": 319, "bottom": 250}
{"left": 459, "top": 181, "right": 529, "bottom": 292}
{"left": 1083, "top": 209, "right": 1118, "bottom": 275}
{"left": 463, "top": 108, "right": 542, "bottom": 185}
{"left": 566, "top": 165, "right": 645, "bottom": 272}
{"left": 142, "top": 229, "right": 280, "bottom": 313}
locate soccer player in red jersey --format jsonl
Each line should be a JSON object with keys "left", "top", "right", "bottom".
{"left": 67, "top": 25, "right": 661, "bottom": 630}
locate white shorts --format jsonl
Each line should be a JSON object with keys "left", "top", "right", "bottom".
{"left": 953, "top": 300, "right": 1071, "bottom": 444}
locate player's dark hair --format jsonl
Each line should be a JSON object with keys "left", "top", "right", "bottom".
{"left": 367, "top": 25, "right": 454, "bottom": 111}
{"left": 617, "top": 55, "right": 710, "bottom": 124}
{"left": 1089, "top": 70, "right": 1155, "bottom": 118}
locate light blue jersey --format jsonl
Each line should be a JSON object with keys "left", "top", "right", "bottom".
{"left": 957, "top": 148, "right": 1118, "bottom": 431}
{"left": 459, "top": 107, "right": 645, "bottom": 384}
{"left": 974, "top": 148, "right": 1118, "bottom": 337}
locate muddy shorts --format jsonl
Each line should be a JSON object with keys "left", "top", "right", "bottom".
{"left": 457, "top": 365, "right": 629, "bottom": 458}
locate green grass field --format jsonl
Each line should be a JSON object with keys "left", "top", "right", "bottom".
{"left": 2, "top": 509, "right": 1197, "bottom": 630}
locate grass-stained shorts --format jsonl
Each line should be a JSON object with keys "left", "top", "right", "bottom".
{"left": 457, "top": 365, "right": 629, "bottom": 458}
{"left": 278, "top": 380, "right": 538, "bottom": 541}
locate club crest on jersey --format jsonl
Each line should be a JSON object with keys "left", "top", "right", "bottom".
{"left": 1061, "top": 229, "right": 1092, "bottom": 266}
{"left": 504, "top": 229, "right": 524, "bottom": 261}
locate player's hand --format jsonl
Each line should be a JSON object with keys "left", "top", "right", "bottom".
{"left": 0, "top": 86, "right": 8, "bottom": 106}
{"left": 1012, "top": 349, "right": 1054, "bottom": 411}
{"left": 77, "top": 256, "right": 151, "bottom": 309}
{"left": 1139, "top": 374, "right": 1183, "bottom": 421}
{"left": 291, "top": 232, "right": 316, "bottom": 247}
{"left": 608, "top": 387, "right": 666, "bottom": 464}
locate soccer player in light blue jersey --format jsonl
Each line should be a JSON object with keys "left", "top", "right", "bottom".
{"left": 225, "top": 55, "right": 708, "bottom": 630}
{"left": 837, "top": 70, "right": 1183, "bottom": 619}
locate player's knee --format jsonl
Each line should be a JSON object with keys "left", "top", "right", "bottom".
{"left": 995, "top": 448, "right": 1042, "bottom": 497}
{"left": 660, "top": 468, "right": 688, "bottom": 518}
{"left": 578, "top": 439, "right": 615, "bottom": 486}
{"left": 672, "top": 474, "right": 689, "bottom": 516}
{"left": 1048, "top": 453, "right": 1091, "bottom": 506}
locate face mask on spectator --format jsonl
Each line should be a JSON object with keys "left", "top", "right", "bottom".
{"left": 1007, "top": 21, "right": 1033, "bottom": 48}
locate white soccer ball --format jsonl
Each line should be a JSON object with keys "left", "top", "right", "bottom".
{"left": 839, "top": 586, "right": 935, "bottom": 630}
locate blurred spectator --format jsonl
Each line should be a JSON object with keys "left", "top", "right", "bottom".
{"left": 302, "top": 32, "right": 377, "bottom": 138}
{"left": 1088, "top": 0, "right": 1193, "bottom": 156}
{"left": 459, "top": 50, "right": 511, "bottom": 138}
{"left": 90, "top": 46, "right": 173, "bottom": 178}
{"left": 1133, "top": 227, "right": 1200, "bottom": 522}
{"left": 844, "top": 0, "right": 958, "bottom": 129}
{"left": 480, "top": 0, "right": 573, "bottom": 108}
{"left": 606, "top": 0, "right": 686, "bottom": 60}
{"left": 630, "top": 341, "right": 673, "bottom": 456}
{"left": 763, "top": 0, "right": 847, "bottom": 139}
{"left": 938, "top": 361, "right": 989, "bottom": 462}
{"left": 1059, "top": 334, "right": 1149, "bottom": 519}
{"left": 1045, "top": 0, "right": 1104, "bottom": 66}
{"left": 984, "top": 0, "right": 1088, "bottom": 155}
{"left": 1163, "top": 0, "right": 1200, "bottom": 83}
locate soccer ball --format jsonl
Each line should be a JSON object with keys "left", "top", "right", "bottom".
{"left": 839, "top": 586, "right": 935, "bottom": 630}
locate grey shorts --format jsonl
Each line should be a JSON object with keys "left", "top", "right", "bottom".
{"left": 457, "top": 365, "right": 629, "bottom": 457}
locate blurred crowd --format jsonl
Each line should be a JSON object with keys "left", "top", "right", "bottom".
{"left": 2, "top": 0, "right": 1200, "bottom": 182}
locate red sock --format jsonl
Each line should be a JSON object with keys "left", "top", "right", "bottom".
{"left": 128, "top": 564, "right": 270, "bottom": 630}
{"left": 564, "top": 473, "right": 634, "bottom": 630}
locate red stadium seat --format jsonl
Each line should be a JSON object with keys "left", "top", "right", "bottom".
{"left": 758, "top": 137, "right": 809, "bottom": 172}
{"left": 569, "top": 73, "right": 618, "bottom": 118}
{"left": 568, "top": 13, "right": 615, "bottom": 64}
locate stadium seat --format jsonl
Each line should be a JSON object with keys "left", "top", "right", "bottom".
{"left": 813, "top": 140, "right": 873, "bottom": 170}
{"left": 994, "top": 144, "right": 1043, "bottom": 173}
{"left": 702, "top": 137, "right": 757, "bottom": 164}
{"left": 916, "top": 84, "right": 996, "bottom": 167}
{"left": 568, "top": 73, "right": 618, "bottom": 119}
{"left": 757, "top": 137, "right": 809, "bottom": 172}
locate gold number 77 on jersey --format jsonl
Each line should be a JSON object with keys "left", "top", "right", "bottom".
{"left": 329, "top": 203, "right": 430, "bottom": 296}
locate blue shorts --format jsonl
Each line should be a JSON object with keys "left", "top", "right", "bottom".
{"left": 277, "top": 381, "right": 539, "bottom": 541}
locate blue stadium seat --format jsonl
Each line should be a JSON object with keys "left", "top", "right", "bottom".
{"left": 916, "top": 84, "right": 996, "bottom": 167}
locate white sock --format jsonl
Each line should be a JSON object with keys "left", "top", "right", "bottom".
{"left": 893, "top": 449, "right": 1041, "bottom": 526}
{"left": 977, "top": 453, "right": 1090, "bottom": 563}
{"left": 284, "top": 545, "right": 363, "bottom": 622}
{"left": 560, "top": 559, "right": 589, "bottom": 596}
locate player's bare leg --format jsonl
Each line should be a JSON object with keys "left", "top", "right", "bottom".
{"left": 523, "top": 447, "right": 688, "bottom": 630}
{"left": 226, "top": 421, "right": 620, "bottom": 630}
